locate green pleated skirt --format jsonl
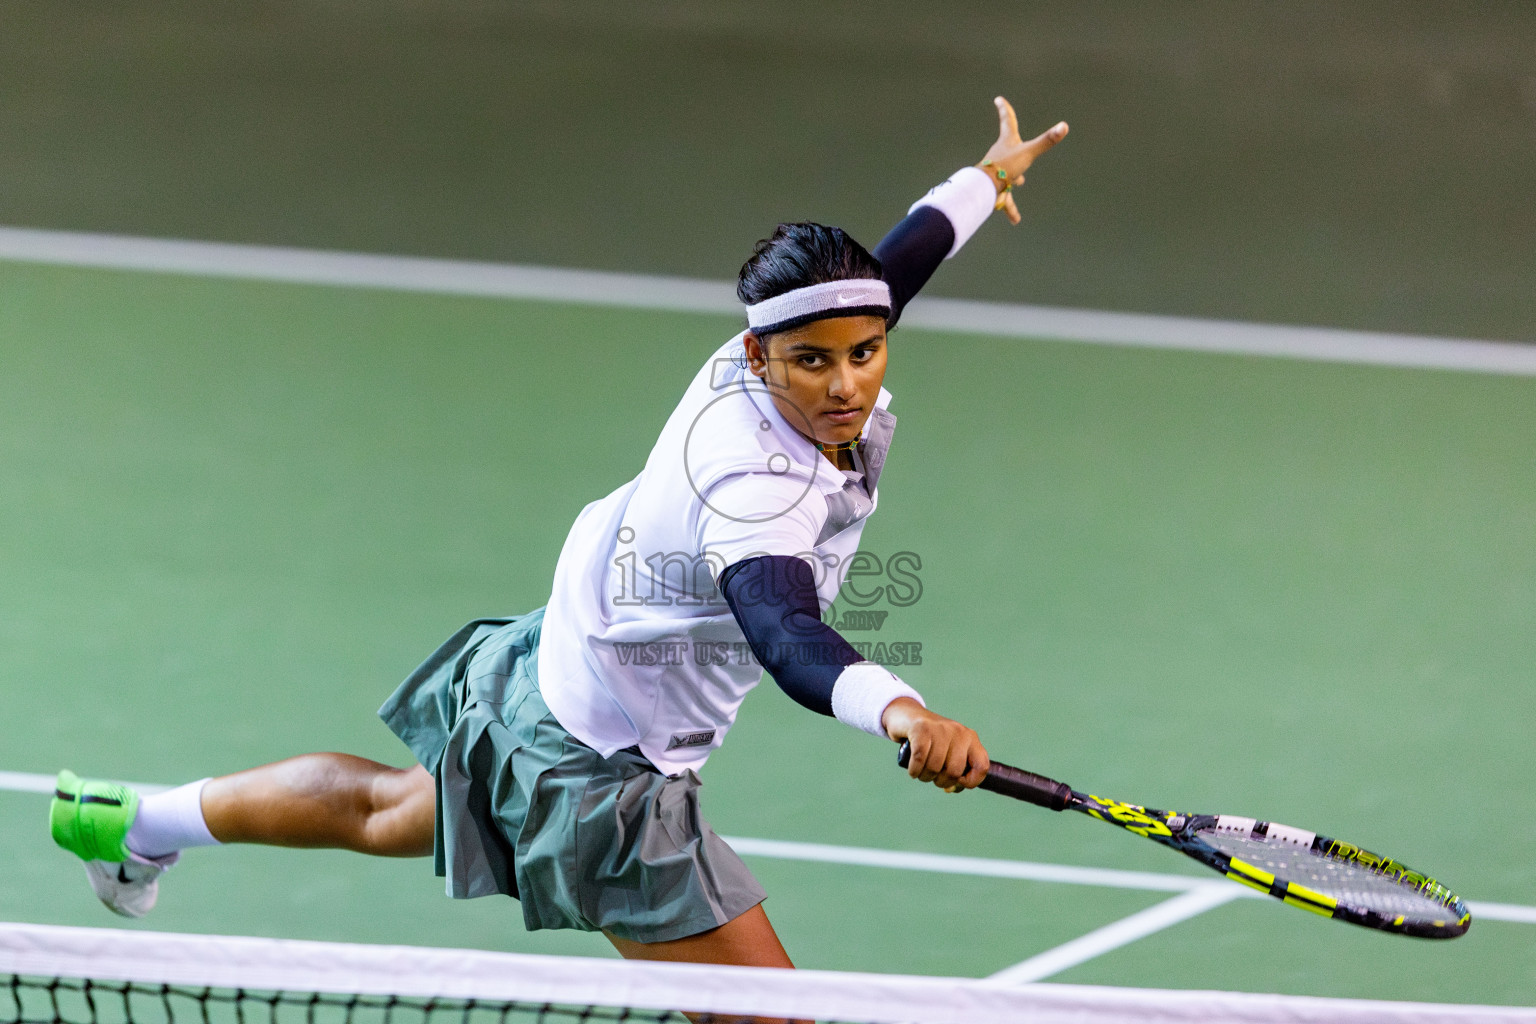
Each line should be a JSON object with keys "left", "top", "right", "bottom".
{"left": 378, "top": 608, "right": 766, "bottom": 943}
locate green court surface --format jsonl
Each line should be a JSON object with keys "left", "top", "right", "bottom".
{"left": 2, "top": 260, "right": 1534, "bottom": 1004}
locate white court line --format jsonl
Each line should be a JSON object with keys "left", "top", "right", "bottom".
{"left": 986, "top": 885, "right": 1247, "bottom": 985}
{"left": 723, "top": 835, "right": 1211, "bottom": 893}
{"left": 0, "top": 226, "right": 740, "bottom": 315}
{"left": 900, "top": 297, "right": 1536, "bottom": 376}
{"left": 0, "top": 771, "right": 168, "bottom": 796}
{"left": 1, "top": 225, "right": 1533, "bottom": 376}
{"left": 1475, "top": 902, "right": 1536, "bottom": 924}
{"left": 0, "top": 772, "right": 55, "bottom": 795}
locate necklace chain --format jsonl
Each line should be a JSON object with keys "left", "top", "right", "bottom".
{"left": 814, "top": 439, "right": 860, "bottom": 453}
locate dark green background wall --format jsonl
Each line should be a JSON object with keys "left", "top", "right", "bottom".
{"left": 3, "top": 1, "right": 1533, "bottom": 339}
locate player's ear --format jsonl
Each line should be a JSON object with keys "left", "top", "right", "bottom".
{"left": 742, "top": 331, "right": 769, "bottom": 378}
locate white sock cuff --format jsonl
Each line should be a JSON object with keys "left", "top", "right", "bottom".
{"left": 126, "top": 777, "right": 219, "bottom": 860}
{"left": 830, "top": 662, "right": 925, "bottom": 738}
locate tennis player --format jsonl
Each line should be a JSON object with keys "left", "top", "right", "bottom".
{"left": 51, "top": 98, "right": 1067, "bottom": 974}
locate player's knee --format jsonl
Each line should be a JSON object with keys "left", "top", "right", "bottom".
{"left": 362, "top": 764, "right": 426, "bottom": 816}
{"left": 362, "top": 765, "right": 434, "bottom": 856}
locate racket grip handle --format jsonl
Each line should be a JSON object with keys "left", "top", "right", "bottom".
{"left": 980, "top": 763, "right": 1073, "bottom": 811}
{"left": 897, "top": 741, "right": 1073, "bottom": 812}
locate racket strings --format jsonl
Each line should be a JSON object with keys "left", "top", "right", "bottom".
{"left": 1197, "top": 830, "right": 1455, "bottom": 919}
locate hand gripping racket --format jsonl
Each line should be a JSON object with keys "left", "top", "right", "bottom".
{"left": 897, "top": 742, "right": 1470, "bottom": 938}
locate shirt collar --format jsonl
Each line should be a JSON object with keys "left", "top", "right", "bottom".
{"left": 734, "top": 372, "right": 898, "bottom": 497}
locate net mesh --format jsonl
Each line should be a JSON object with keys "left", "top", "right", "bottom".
{"left": 4, "top": 977, "right": 677, "bottom": 1024}
{"left": 1196, "top": 831, "right": 1455, "bottom": 918}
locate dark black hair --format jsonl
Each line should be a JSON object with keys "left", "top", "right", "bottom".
{"left": 736, "top": 222, "right": 883, "bottom": 307}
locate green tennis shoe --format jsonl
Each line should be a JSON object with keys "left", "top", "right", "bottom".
{"left": 50, "top": 769, "right": 140, "bottom": 863}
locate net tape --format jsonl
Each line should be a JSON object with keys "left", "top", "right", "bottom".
{"left": 3, "top": 924, "right": 1532, "bottom": 1024}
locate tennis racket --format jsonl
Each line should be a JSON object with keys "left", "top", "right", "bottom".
{"left": 897, "top": 742, "right": 1470, "bottom": 939}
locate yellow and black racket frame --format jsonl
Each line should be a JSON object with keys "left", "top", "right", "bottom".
{"left": 896, "top": 743, "right": 1470, "bottom": 939}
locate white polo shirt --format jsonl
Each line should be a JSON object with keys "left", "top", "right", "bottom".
{"left": 537, "top": 337, "right": 896, "bottom": 773}
{"left": 537, "top": 166, "right": 996, "bottom": 774}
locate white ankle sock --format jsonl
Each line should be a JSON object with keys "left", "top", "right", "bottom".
{"left": 126, "top": 778, "right": 221, "bottom": 860}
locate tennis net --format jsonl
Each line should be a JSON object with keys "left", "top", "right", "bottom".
{"left": 3, "top": 923, "right": 1532, "bottom": 1024}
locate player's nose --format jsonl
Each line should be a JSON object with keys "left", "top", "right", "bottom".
{"left": 828, "top": 360, "right": 856, "bottom": 397}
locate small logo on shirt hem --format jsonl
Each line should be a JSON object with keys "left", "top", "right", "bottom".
{"left": 666, "top": 729, "right": 718, "bottom": 750}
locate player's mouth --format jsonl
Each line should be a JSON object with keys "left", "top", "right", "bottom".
{"left": 823, "top": 406, "right": 861, "bottom": 424}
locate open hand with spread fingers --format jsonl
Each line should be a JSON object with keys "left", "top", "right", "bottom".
{"left": 977, "top": 96, "right": 1069, "bottom": 225}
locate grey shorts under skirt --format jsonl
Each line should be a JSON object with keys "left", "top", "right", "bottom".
{"left": 378, "top": 608, "right": 766, "bottom": 944}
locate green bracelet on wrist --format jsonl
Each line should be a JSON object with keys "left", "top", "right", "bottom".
{"left": 979, "top": 160, "right": 1012, "bottom": 211}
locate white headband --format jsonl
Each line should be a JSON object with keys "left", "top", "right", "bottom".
{"left": 744, "top": 279, "right": 892, "bottom": 335}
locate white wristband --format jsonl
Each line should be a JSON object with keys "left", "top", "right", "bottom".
{"left": 909, "top": 166, "right": 998, "bottom": 258}
{"left": 831, "top": 662, "right": 925, "bottom": 737}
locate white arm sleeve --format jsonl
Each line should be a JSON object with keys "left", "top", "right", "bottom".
{"left": 909, "top": 166, "right": 998, "bottom": 258}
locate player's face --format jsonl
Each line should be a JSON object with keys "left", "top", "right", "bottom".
{"left": 744, "top": 315, "right": 888, "bottom": 447}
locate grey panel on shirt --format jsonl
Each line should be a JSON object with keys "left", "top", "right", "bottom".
{"left": 816, "top": 406, "right": 896, "bottom": 545}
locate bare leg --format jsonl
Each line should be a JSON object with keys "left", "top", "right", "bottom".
{"left": 205, "top": 759, "right": 795, "bottom": 1018}
{"left": 606, "top": 904, "right": 809, "bottom": 1024}
{"left": 201, "top": 754, "right": 433, "bottom": 857}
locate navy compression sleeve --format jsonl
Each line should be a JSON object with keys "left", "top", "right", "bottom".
{"left": 873, "top": 205, "right": 955, "bottom": 327}
{"left": 718, "top": 555, "right": 863, "bottom": 716}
